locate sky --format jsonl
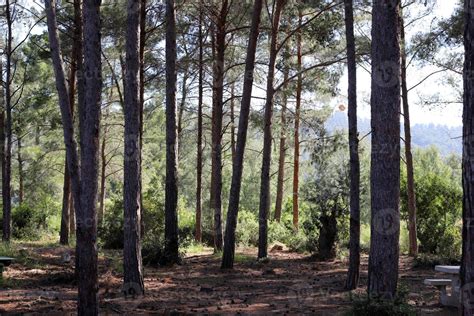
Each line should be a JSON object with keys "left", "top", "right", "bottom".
{"left": 335, "top": 1, "right": 462, "bottom": 127}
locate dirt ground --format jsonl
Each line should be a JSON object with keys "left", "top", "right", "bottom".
{"left": 0, "top": 244, "right": 460, "bottom": 315}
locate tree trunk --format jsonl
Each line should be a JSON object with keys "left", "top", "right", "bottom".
{"left": 60, "top": 158, "right": 70, "bottom": 245}
{"left": 123, "top": 0, "right": 145, "bottom": 295}
{"left": 257, "top": 0, "right": 286, "bottom": 260}
{"left": 98, "top": 127, "right": 107, "bottom": 226}
{"left": 461, "top": 1, "right": 474, "bottom": 314}
{"left": 318, "top": 212, "right": 337, "bottom": 260}
{"left": 344, "top": 0, "right": 360, "bottom": 291}
{"left": 60, "top": 22, "right": 79, "bottom": 245}
{"left": 230, "top": 83, "right": 236, "bottom": 160}
{"left": 164, "top": 0, "right": 180, "bottom": 265}
{"left": 367, "top": 0, "right": 401, "bottom": 299}
{"left": 45, "top": 0, "right": 97, "bottom": 312}
{"left": 210, "top": 1, "right": 228, "bottom": 251}
{"left": 0, "top": 62, "right": 5, "bottom": 241}
{"left": 17, "top": 137, "right": 24, "bottom": 205}
{"left": 274, "top": 63, "right": 289, "bottom": 222}
{"left": 292, "top": 10, "right": 302, "bottom": 231}
{"left": 195, "top": 3, "right": 204, "bottom": 243}
{"left": 400, "top": 12, "right": 418, "bottom": 257}
{"left": 69, "top": 193, "right": 75, "bottom": 236}
{"left": 3, "top": 0, "right": 13, "bottom": 242}
{"left": 139, "top": 0, "right": 146, "bottom": 239}
{"left": 177, "top": 73, "right": 188, "bottom": 156}
{"left": 222, "top": 0, "right": 264, "bottom": 269}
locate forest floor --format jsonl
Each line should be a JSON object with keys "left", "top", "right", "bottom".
{"left": 0, "top": 243, "right": 459, "bottom": 315}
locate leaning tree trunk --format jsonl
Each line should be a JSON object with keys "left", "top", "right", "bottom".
{"left": 222, "top": 0, "right": 264, "bottom": 269}
{"left": 123, "top": 0, "right": 145, "bottom": 295}
{"left": 3, "top": 0, "right": 13, "bottom": 242}
{"left": 292, "top": 10, "right": 303, "bottom": 231}
{"left": 210, "top": 0, "right": 228, "bottom": 251}
{"left": 257, "top": 0, "right": 286, "bottom": 260}
{"left": 195, "top": 3, "right": 204, "bottom": 243}
{"left": 400, "top": 12, "right": 418, "bottom": 257}
{"left": 461, "top": 0, "right": 474, "bottom": 314}
{"left": 164, "top": 0, "right": 180, "bottom": 265}
{"left": 45, "top": 0, "right": 96, "bottom": 313}
{"left": 344, "top": 0, "right": 361, "bottom": 291}
{"left": 60, "top": 24, "right": 80, "bottom": 245}
{"left": 367, "top": 0, "right": 401, "bottom": 299}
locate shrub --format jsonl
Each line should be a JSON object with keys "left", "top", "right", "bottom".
{"left": 12, "top": 204, "right": 48, "bottom": 240}
{"left": 347, "top": 284, "right": 416, "bottom": 316}
{"left": 236, "top": 209, "right": 259, "bottom": 247}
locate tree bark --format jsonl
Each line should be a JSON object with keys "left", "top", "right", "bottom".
{"left": 222, "top": 0, "right": 264, "bottom": 269}
{"left": 164, "top": 0, "right": 180, "bottom": 264}
{"left": 98, "top": 129, "right": 106, "bottom": 226}
{"left": 367, "top": 0, "right": 401, "bottom": 299}
{"left": 0, "top": 61, "right": 4, "bottom": 241}
{"left": 45, "top": 0, "right": 99, "bottom": 313}
{"left": 3, "top": 0, "right": 13, "bottom": 242}
{"left": 78, "top": 0, "right": 102, "bottom": 313}
{"left": 60, "top": 19, "right": 80, "bottom": 244}
{"left": 258, "top": 0, "right": 286, "bottom": 260}
{"left": 292, "top": 10, "right": 302, "bottom": 231}
{"left": 210, "top": 0, "right": 228, "bottom": 251}
{"left": 60, "top": 159, "right": 71, "bottom": 245}
{"left": 17, "top": 136, "right": 24, "bottom": 205}
{"left": 123, "top": 0, "right": 145, "bottom": 295}
{"left": 230, "top": 83, "right": 236, "bottom": 161}
{"left": 400, "top": 11, "right": 418, "bottom": 257}
{"left": 274, "top": 62, "right": 289, "bottom": 222}
{"left": 195, "top": 3, "right": 204, "bottom": 243}
{"left": 344, "top": 0, "right": 360, "bottom": 291}
{"left": 461, "top": 1, "right": 474, "bottom": 314}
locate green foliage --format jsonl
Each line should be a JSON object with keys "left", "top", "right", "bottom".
{"left": 236, "top": 210, "right": 259, "bottom": 247}
{"left": 347, "top": 284, "right": 416, "bottom": 316}
{"left": 401, "top": 146, "right": 462, "bottom": 260}
{"left": 11, "top": 203, "right": 58, "bottom": 240}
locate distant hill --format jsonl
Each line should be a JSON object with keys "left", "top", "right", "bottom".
{"left": 327, "top": 112, "right": 462, "bottom": 156}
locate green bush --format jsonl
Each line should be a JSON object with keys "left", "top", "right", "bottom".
{"left": 236, "top": 209, "right": 259, "bottom": 247}
{"left": 348, "top": 284, "right": 415, "bottom": 316}
{"left": 401, "top": 147, "right": 462, "bottom": 260}
{"left": 12, "top": 204, "right": 48, "bottom": 240}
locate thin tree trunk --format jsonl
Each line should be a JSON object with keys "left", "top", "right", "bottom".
{"left": 123, "top": 0, "right": 145, "bottom": 295}
{"left": 3, "top": 0, "right": 13, "bottom": 242}
{"left": 195, "top": 3, "right": 204, "bottom": 243}
{"left": 344, "top": 0, "right": 360, "bottom": 291}
{"left": 230, "top": 83, "right": 236, "bottom": 160}
{"left": 69, "top": 193, "right": 75, "bottom": 236}
{"left": 98, "top": 127, "right": 107, "bottom": 226}
{"left": 0, "top": 61, "right": 4, "bottom": 241}
{"left": 222, "top": 0, "right": 264, "bottom": 269}
{"left": 177, "top": 73, "right": 188, "bottom": 155}
{"left": 210, "top": 0, "right": 228, "bottom": 251}
{"left": 461, "top": 1, "right": 474, "bottom": 314}
{"left": 292, "top": 10, "right": 302, "bottom": 231}
{"left": 258, "top": 0, "right": 286, "bottom": 260}
{"left": 17, "top": 137, "right": 24, "bottom": 205}
{"left": 367, "top": 0, "right": 401, "bottom": 299}
{"left": 60, "top": 160, "right": 71, "bottom": 245}
{"left": 164, "top": 0, "right": 180, "bottom": 264}
{"left": 274, "top": 63, "right": 289, "bottom": 222}
{"left": 400, "top": 12, "right": 418, "bottom": 257}
{"left": 60, "top": 22, "right": 79, "bottom": 245}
